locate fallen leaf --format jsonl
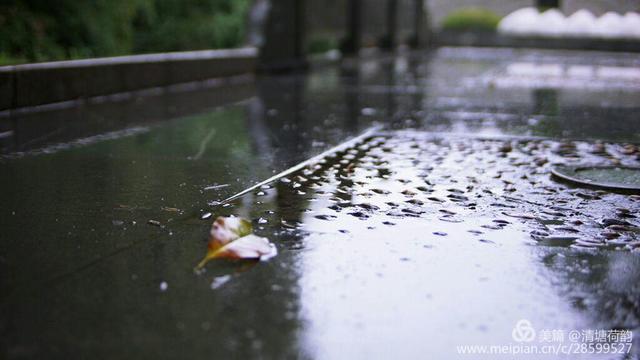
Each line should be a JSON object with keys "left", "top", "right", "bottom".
{"left": 196, "top": 216, "right": 277, "bottom": 269}
{"left": 209, "top": 216, "right": 253, "bottom": 249}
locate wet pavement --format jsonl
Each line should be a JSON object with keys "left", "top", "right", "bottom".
{"left": 1, "top": 47, "right": 640, "bottom": 359}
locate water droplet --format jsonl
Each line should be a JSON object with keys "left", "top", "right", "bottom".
{"left": 211, "top": 275, "right": 231, "bottom": 290}
{"left": 439, "top": 216, "right": 464, "bottom": 223}
{"left": 602, "top": 218, "right": 631, "bottom": 227}
{"left": 315, "top": 214, "right": 336, "bottom": 221}
{"left": 348, "top": 211, "right": 370, "bottom": 220}
{"left": 361, "top": 107, "right": 377, "bottom": 116}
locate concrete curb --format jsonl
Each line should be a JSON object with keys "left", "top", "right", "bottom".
{"left": 0, "top": 48, "right": 257, "bottom": 111}
{"left": 435, "top": 31, "right": 640, "bottom": 53}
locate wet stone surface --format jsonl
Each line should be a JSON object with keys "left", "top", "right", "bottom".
{"left": 2, "top": 47, "right": 640, "bottom": 359}
{"left": 203, "top": 130, "right": 640, "bottom": 359}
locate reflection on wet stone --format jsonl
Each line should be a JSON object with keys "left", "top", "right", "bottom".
{"left": 225, "top": 129, "right": 640, "bottom": 255}
{"left": 3, "top": 47, "right": 640, "bottom": 359}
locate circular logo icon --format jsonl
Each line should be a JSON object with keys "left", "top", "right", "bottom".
{"left": 512, "top": 319, "right": 536, "bottom": 342}
{"left": 568, "top": 330, "right": 581, "bottom": 342}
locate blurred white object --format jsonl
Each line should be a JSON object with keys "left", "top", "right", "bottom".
{"left": 565, "top": 9, "right": 596, "bottom": 37}
{"left": 597, "top": 66, "right": 640, "bottom": 81}
{"left": 566, "top": 65, "right": 594, "bottom": 78}
{"left": 621, "top": 12, "right": 640, "bottom": 39}
{"left": 498, "top": 7, "right": 540, "bottom": 35}
{"left": 507, "top": 62, "right": 563, "bottom": 77}
{"left": 592, "top": 12, "right": 624, "bottom": 38}
{"left": 537, "top": 9, "right": 567, "bottom": 37}
{"left": 498, "top": 8, "right": 640, "bottom": 40}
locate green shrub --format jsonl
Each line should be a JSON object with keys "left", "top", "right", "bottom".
{"left": 306, "top": 35, "right": 338, "bottom": 54}
{"left": 0, "top": 53, "right": 26, "bottom": 66}
{"left": 132, "top": 0, "right": 251, "bottom": 53}
{"left": 0, "top": 0, "right": 250, "bottom": 64}
{"left": 441, "top": 7, "right": 501, "bottom": 32}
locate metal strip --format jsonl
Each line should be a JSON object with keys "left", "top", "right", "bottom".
{"left": 219, "top": 125, "right": 382, "bottom": 204}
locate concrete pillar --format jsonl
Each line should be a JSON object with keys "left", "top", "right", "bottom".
{"left": 410, "top": 0, "right": 429, "bottom": 48}
{"left": 537, "top": 0, "right": 560, "bottom": 10}
{"left": 341, "top": 0, "right": 362, "bottom": 55}
{"left": 380, "top": 0, "right": 398, "bottom": 50}
{"left": 258, "top": 0, "right": 307, "bottom": 72}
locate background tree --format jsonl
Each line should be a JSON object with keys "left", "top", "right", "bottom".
{"left": 0, "top": 0, "right": 250, "bottom": 64}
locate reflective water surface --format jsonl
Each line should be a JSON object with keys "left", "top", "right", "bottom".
{"left": 1, "top": 47, "right": 639, "bottom": 359}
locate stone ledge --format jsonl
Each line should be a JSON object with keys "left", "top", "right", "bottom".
{"left": 435, "top": 31, "right": 640, "bottom": 53}
{"left": 0, "top": 47, "right": 257, "bottom": 111}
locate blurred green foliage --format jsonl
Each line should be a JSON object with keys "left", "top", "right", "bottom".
{"left": 0, "top": 0, "right": 250, "bottom": 64}
{"left": 441, "top": 7, "right": 501, "bottom": 32}
{"left": 306, "top": 35, "right": 338, "bottom": 54}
